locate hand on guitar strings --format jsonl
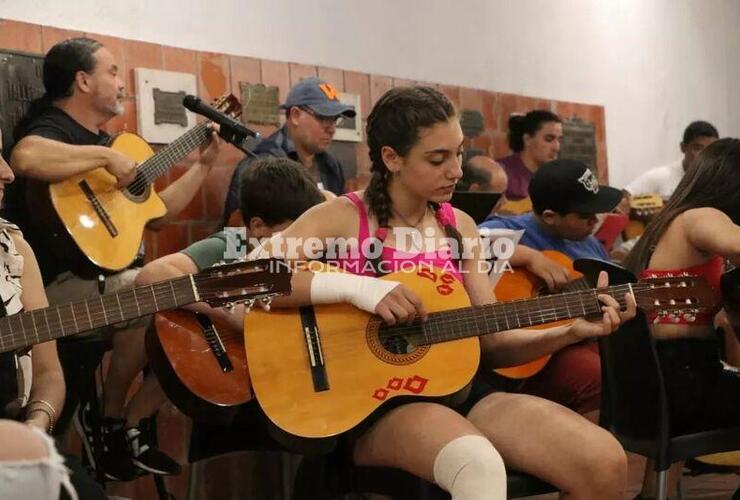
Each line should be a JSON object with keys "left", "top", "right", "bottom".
{"left": 375, "top": 283, "right": 429, "bottom": 326}
{"left": 567, "top": 270, "right": 637, "bottom": 340}
{"left": 105, "top": 148, "right": 138, "bottom": 188}
{"left": 527, "top": 252, "right": 572, "bottom": 291}
{"left": 197, "top": 124, "right": 223, "bottom": 169}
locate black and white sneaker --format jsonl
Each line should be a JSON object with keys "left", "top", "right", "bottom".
{"left": 72, "top": 401, "right": 99, "bottom": 471}
{"left": 127, "top": 422, "right": 181, "bottom": 476}
{"left": 99, "top": 417, "right": 139, "bottom": 482}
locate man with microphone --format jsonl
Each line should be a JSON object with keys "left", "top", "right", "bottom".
{"left": 223, "top": 77, "right": 355, "bottom": 225}
{"left": 7, "top": 37, "right": 221, "bottom": 482}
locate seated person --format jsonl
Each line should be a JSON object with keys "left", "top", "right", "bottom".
{"left": 496, "top": 110, "right": 562, "bottom": 204}
{"left": 457, "top": 149, "right": 508, "bottom": 215}
{"left": 625, "top": 120, "right": 718, "bottom": 199}
{"left": 136, "top": 156, "right": 326, "bottom": 329}
{"left": 478, "top": 159, "right": 622, "bottom": 415}
{"left": 623, "top": 138, "right": 740, "bottom": 499}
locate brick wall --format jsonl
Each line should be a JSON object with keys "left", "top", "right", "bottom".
{"left": 0, "top": 18, "right": 609, "bottom": 499}
{"left": 0, "top": 18, "right": 608, "bottom": 261}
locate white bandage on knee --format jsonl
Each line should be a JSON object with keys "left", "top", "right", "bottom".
{"left": 433, "top": 435, "right": 507, "bottom": 500}
{"left": 310, "top": 271, "right": 400, "bottom": 314}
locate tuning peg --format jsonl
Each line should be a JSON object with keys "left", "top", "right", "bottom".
{"left": 259, "top": 297, "right": 272, "bottom": 311}
{"left": 243, "top": 299, "right": 255, "bottom": 313}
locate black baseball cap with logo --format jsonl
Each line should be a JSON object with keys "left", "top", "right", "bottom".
{"left": 529, "top": 159, "right": 622, "bottom": 215}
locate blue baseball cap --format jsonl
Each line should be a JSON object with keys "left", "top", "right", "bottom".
{"left": 280, "top": 77, "right": 356, "bottom": 118}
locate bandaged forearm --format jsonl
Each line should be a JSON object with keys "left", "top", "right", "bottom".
{"left": 310, "top": 272, "right": 400, "bottom": 313}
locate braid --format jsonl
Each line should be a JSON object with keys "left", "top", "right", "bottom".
{"left": 364, "top": 167, "right": 392, "bottom": 276}
{"left": 430, "top": 202, "right": 465, "bottom": 264}
{"left": 362, "top": 85, "right": 458, "bottom": 276}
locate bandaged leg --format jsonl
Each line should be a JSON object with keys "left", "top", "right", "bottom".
{"left": 433, "top": 435, "right": 506, "bottom": 500}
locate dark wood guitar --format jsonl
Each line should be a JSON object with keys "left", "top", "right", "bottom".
{"left": 146, "top": 309, "right": 249, "bottom": 423}
{"left": 0, "top": 258, "right": 290, "bottom": 419}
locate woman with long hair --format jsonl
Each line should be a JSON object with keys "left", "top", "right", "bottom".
{"left": 624, "top": 138, "right": 740, "bottom": 431}
{"left": 255, "top": 86, "right": 636, "bottom": 499}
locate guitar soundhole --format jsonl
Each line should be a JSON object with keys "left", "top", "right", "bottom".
{"left": 366, "top": 321, "right": 429, "bottom": 365}
{"left": 123, "top": 173, "right": 149, "bottom": 200}
{"left": 382, "top": 334, "right": 415, "bottom": 355}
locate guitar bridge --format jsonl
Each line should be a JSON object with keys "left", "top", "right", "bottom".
{"left": 195, "top": 314, "right": 233, "bottom": 373}
{"left": 79, "top": 180, "right": 118, "bottom": 237}
{"left": 300, "top": 306, "right": 329, "bottom": 392}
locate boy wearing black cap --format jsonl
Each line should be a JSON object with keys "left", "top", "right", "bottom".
{"left": 223, "top": 77, "right": 355, "bottom": 225}
{"left": 478, "top": 159, "right": 622, "bottom": 416}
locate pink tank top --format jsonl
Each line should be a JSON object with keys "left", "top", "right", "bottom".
{"left": 334, "top": 192, "right": 462, "bottom": 280}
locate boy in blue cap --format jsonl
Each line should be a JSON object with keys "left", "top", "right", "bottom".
{"left": 223, "top": 77, "right": 355, "bottom": 225}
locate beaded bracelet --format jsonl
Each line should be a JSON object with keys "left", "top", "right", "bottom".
{"left": 27, "top": 399, "right": 57, "bottom": 433}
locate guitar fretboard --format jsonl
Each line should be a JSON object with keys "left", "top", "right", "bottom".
{"left": 136, "top": 122, "right": 212, "bottom": 186}
{"left": 411, "top": 283, "right": 638, "bottom": 345}
{"left": 0, "top": 275, "right": 197, "bottom": 353}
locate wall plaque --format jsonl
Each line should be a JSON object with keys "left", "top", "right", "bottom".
{"left": 135, "top": 68, "right": 197, "bottom": 144}
{"left": 560, "top": 117, "right": 597, "bottom": 172}
{"left": 240, "top": 83, "right": 280, "bottom": 126}
{"left": 460, "top": 109, "right": 484, "bottom": 139}
{"left": 0, "top": 51, "right": 44, "bottom": 154}
{"left": 152, "top": 88, "right": 188, "bottom": 126}
{"left": 333, "top": 92, "right": 362, "bottom": 143}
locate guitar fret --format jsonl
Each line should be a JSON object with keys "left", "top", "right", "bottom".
{"left": 100, "top": 296, "right": 108, "bottom": 325}
{"left": 115, "top": 293, "right": 125, "bottom": 322}
{"left": 56, "top": 307, "right": 65, "bottom": 336}
{"left": 150, "top": 285, "right": 159, "bottom": 310}
{"left": 133, "top": 290, "right": 141, "bottom": 316}
{"left": 42, "top": 309, "right": 51, "bottom": 343}
{"left": 70, "top": 303, "right": 79, "bottom": 332}
{"left": 84, "top": 301, "right": 94, "bottom": 330}
{"left": 169, "top": 281, "right": 178, "bottom": 307}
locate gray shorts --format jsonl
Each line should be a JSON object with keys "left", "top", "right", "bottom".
{"left": 44, "top": 268, "right": 151, "bottom": 338}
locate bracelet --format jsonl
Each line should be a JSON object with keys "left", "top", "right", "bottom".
{"left": 27, "top": 399, "right": 57, "bottom": 433}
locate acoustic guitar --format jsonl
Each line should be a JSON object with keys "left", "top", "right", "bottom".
{"left": 493, "top": 250, "right": 590, "bottom": 379}
{"left": 0, "top": 257, "right": 289, "bottom": 419}
{"left": 243, "top": 263, "right": 714, "bottom": 439}
{"left": 28, "top": 95, "right": 241, "bottom": 278}
{"left": 146, "top": 309, "right": 249, "bottom": 423}
{"left": 623, "top": 193, "right": 664, "bottom": 240}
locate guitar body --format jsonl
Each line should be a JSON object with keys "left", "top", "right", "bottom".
{"left": 499, "top": 196, "right": 533, "bottom": 215}
{"left": 146, "top": 309, "right": 251, "bottom": 423}
{"left": 41, "top": 133, "right": 166, "bottom": 276}
{"left": 493, "top": 250, "right": 580, "bottom": 379}
{"left": 244, "top": 266, "right": 480, "bottom": 439}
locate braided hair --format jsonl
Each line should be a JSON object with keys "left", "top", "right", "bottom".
{"left": 363, "top": 86, "right": 464, "bottom": 274}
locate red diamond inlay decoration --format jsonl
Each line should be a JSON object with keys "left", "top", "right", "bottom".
{"left": 372, "top": 388, "right": 390, "bottom": 401}
{"left": 403, "top": 375, "right": 429, "bottom": 394}
{"left": 387, "top": 377, "right": 403, "bottom": 390}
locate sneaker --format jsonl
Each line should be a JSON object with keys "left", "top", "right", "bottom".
{"left": 127, "top": 422, "right": 182, "bottom": 476}
{"left": 72, "top": 401, "right": 99, "bottom": 471}
{"left": 99, "top": 418, "right": 139, "bottom": 481}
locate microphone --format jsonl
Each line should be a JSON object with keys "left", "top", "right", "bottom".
{"left": 182, "top": 95, "right": 260, "bottom": 154}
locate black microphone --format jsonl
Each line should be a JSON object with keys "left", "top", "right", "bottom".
{"left": 182, "top": 95, "right": 260, "bottom": 154}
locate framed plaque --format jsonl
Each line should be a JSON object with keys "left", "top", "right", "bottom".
{"left": 0, "top": 50, "right": 44, "bottom": 154}
{"left": 135, "top": 68, "right": 197, "bottom": 144}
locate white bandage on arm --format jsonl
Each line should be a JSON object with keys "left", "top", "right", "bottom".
{"left": 433, "top": 435, "right": 507, "bottom": 500}
{"left": 309, "top": 271, "right": 400, "bottom": 314}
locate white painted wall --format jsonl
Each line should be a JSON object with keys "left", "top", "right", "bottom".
{"left": 2, "top": 0, "right": 738, "bottom": 187}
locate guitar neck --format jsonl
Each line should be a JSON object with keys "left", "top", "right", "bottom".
{"left": 419, "top": 283, "right": 633, "bottom": 344}
{"left": 0, "top": 275, "right": 198, "bottom": 353}
{"left": 136, "top": 122, "right": 211, "bottom": 185}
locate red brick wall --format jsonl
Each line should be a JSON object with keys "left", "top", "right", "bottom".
{"left": 0, "top": 18, "right": 608, "bottom": 261}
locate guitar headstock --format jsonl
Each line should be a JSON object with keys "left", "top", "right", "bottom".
{"left": 634, "top": 274, "right": 717, "bottom": 323}
{"left": 212, "top": 93, "right": 242, "bottom": 121}
{"left": 630, "top": 193, "right": 664, "bottom": 217}
{"left": 192, "top": 258, "right": 291, "bottom": 308}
